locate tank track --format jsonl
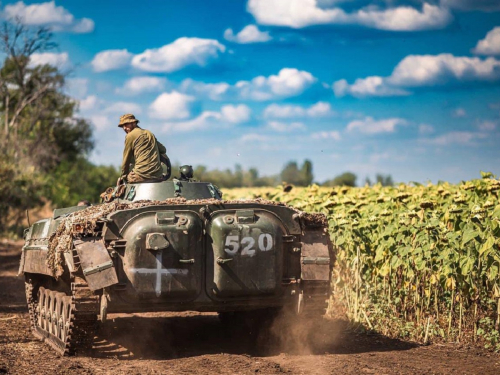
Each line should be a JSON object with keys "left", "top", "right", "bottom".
{"left": 25, "top": 275, "right": 99, "bottom": 356}
{"left": 25, "top": 277, "right": 38, "bottom": 330}
{"left": 300, "top": 281, "right": 330, "bottom": 317}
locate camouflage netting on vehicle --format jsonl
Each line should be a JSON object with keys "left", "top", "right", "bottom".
{"left": 47, "top": 197, "right": 327, "bottom": 277}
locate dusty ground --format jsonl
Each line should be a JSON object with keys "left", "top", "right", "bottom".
{"left": 1, "top": 240, "right": 499, "bottom": 375}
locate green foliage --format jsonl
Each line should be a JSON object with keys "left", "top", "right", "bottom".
{"left": 280, "top": 159, "right": 314, "bottom": 186}
{"left": 367, "top": 173, "right": 395, "bottom": 187}
{"left": 46, "top": 158, "right": 120, "bottom": 207}
{"left": 323, "top": 171, "right": 357, "bottom": 187}
{"left": 477, "top": 317, "right": 500, "bottom": 351}
{"left": 0, "top": 154, "right": 44, "bottom": 234}
{"left": 375, "top": 173, "right": 394, "bottom": 186}
{"left": 226, "top": 174, "right": 500, "bottom": 349}
{"left": 0, "top": 22, "right": 97, "bottom": 235}
{"left": 301, "top": 160, "right": 314, "bottom": 186}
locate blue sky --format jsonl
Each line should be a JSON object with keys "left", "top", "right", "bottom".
{"left": 9, "top": 0, "right": 500, "bottom": 184}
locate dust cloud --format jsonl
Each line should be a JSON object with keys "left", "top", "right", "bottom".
{"left": 255, "top": 309, "right": 344, "bottom": 356}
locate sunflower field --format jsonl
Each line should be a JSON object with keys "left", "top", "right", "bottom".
{"left": 224, "top": 172, "right": 500, "bottom": 349}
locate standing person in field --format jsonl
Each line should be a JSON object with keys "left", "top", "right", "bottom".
{"left": 118, "top": 113, "right": 168, "bottom": 184}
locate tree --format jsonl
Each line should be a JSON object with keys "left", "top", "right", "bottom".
{"left": 280, "top": 159, "right": 314, "bottom": 186}
{"left": 365, "top": 174, "right": 395, "bottom": 187}
{"left": 323, "top": 172, "right": 357, "bottom": 187}
{"left": 48, "top": 158, "right": 120, "bottom": 207}
{"left": 0, "top": 21, "right": 93, "bottom": 172}
{"left": 0, "top": 21, "right": 95, "bottom": 234}
{"left": 375, "top": 173, "right": 394, "bottom": 187}
{"left": 281, "top": 161, "right": 300, "bottom": 185}
{"left": 301, "top": 159, "right": 314, "bottom": 186}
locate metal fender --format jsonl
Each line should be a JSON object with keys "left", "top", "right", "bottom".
{"left": 300, "top": 229, "right": 332, "bottom": 281}
{"left": 75, "top": 239, "right": 118, "bottom": 291}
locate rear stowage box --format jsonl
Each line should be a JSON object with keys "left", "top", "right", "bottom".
{"left": 207, "top": 209, "right": 285, "bottom": 298}
{"left": 120, "top": 210, "right": 204, "bottom": 301}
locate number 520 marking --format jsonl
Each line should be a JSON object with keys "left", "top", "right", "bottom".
{"left": 224, "top": 234, "right": 273, "bottom": 257}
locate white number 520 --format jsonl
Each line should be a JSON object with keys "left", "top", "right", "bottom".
{"left": 224, "top": 234, "right": 273, "bottom": 257}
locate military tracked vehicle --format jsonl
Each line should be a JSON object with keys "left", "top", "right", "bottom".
{"left": 19, "top": 166, "right": 334, "bottom": 355}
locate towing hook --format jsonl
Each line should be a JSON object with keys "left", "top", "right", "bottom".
{"left": 216, "top": 257, "right": 233, "bottom": 265}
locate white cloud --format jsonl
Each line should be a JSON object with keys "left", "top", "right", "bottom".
{"left": 389, "top": 54, "right": 500, "bottom": 86}
{"left": 308, "top": 101, "right": 334, "bottom": 117}
{"left": 66, "top": 78, "right": 88, "bottom": 99}
{"left": 79, "top": 95, "right": 98, "bottom": 111}
{"left": 369, "top": 152, "right": 390, "bottom": 163}
{"left": 180, "top": 68, "right": 316, "bottom": 101}
{"left": 452, "top": 108, "right": 467, "bottom": 118}
{"left": 71, "top": 18, "right": 94, "bottom": 33}
{"left": 333, "top": 76, "right": 410, "bottom": 98}
{"left": 150, "top": 91, "right": 197, "bottom": 120}
{"left": 163, "top": 104, "right": 251, "bottom": 132}
{"left": 220, "top": 104, "right": 251, "bottom": 123}
{"left": 248, "top": 0, "right": 343, "bottom": 29}
{"left": 179, "top": 79, "right": 230, "bottom": 101}
{"left": 116, "top": 76, "right": 167, "bottom": 95}
{"left": 131, "top": 37, "right": 225, "bottom": 73}
{"left": 91, "top": 49, "right": 133, "bottom": 72}
{"left": 77, "top": 96, "right": 145, "bottom": 132}
{"left": 103, "top": 102, "right": 143, "bottom": 115}
{"left": 311, "top": 130, "right": 341, "bottom": 140}
{"left": 419, "top": 124, "right": 435, "bottom": 135}
{"left": 163, "top": 112, "right": 218, "bottom": 133}
{"left": 354, "top": 3, "right": 452, "bottom": 31}
{"left": 247, "top": 0, "right": 452, "bottom": 31}
{"left": 473, "top": 27, "right": 500, "bottom": 56}
{"left": 79, "top": 97, "right": 142, "bottom": 126}
{"left": 89, "top": 115, "right": 112, "bottom": 131}
{"left": 478, "top": 120, "right": 497, "bottom": 131}
{"left": 3, "top": 1, "right": 94, "bottom": 33}
{"left": 29, "top": 52, "right": 69, "bottom": 68}
{"left": 441, "top": 0, "right": 500, "bottom": 12}
{"left": 239, "top": 133, "right": 271, "bottom": 142}
{"left": 335, "top": 53, "right": 500, "bottom": 97}
{"left": 423, "top": 131, "right": 487, "bottom": 145}
{"left": 267, "top": 121, "right": 306, "bottom": 132}
{"left": 236, "top": 68, "right": 316, "bottom": 100}
{"left": 346, "top": 117, "right": 407, "bottom": 134}
{"left": 264, "top": 101, "right": 334, "bottom": 118}
{"left": 224, "top": 24, "right": 272, "bottom": 44}
{"left": 264, "top": 104, "right": 305, "bottom": 118}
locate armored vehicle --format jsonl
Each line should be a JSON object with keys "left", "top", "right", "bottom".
{"left": 19, "top": 168, "right": 333, "bottom": 355}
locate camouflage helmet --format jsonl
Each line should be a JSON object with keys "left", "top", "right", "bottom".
{"left": 118, "top": 113, "right": 140, "bottom": 127}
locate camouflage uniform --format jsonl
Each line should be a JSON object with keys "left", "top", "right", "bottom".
{"left": 118, "top": 114, "right": 167, "bottom": 183}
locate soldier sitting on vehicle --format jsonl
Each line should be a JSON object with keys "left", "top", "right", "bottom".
{"left": 117, "top": 113, "right": 170, "bottom": 184}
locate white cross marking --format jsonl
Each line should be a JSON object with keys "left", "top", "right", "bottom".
{"left": 130, "top": 251, "right": 188, "bottom": 297}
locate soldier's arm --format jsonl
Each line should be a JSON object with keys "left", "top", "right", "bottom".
{"left": 121, "top": 135, "right": 134, "bottom": 178}
{"left": 156, "top": 138, "right": 167, "bottom": 155}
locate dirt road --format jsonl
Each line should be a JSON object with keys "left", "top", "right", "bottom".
{"left": 1, "top": 240, "right": 499, "bottom": 374}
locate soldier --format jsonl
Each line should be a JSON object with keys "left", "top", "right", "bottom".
{"left": 117, "top": 113, "right": 168, "bottom": 184}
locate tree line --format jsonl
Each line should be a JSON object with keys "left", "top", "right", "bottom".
{"left": 178, "top": 160, "right": 393, "bottom": 190}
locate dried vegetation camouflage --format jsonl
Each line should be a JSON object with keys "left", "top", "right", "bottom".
{"left": 47, "top": 197, "right": 326, "bottom": 277}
